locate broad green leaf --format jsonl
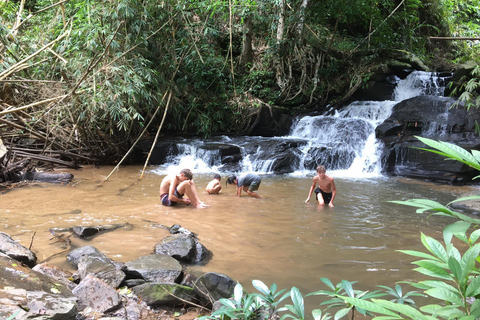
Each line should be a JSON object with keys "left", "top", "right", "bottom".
{"left": 252, "top": 280, "right": 270, "bottom": 296}
{"left": 397, "top": 250, "right": 440, "bottom": 261}
{"left": 418, "top": 280, "right": 458, "bottom": 293}
{"left": 371, "top": 298, "right": 429, "bottom": 319}
{"left": 413, "top": 259, "right": 449, "bottom": 273}
{"left": 340, "top": 280, "right": 354, "bottom": 298}
{"left": 443, "top": 221, "right": 471, "bottom": 245}
{"left": 290, "top": 287, "right": 305, "bottom": 319}
{"left": 340, "top": 297, "right": 399, "bottom": 317}
{"left": 422, "top": 234, "right": 448, "bottom": 262}
{"left": 466, "top": 275, "right": 480, "bottom": 296}
{"left": 234, "top": 283, "right": 243, "bottom": 306}
{"left": 461, "top": 243, "right": 480, "bottom": 277}
{"left": 312, "top": 309, "right": 323, "bottom": 320}
{"left": 425, "top": 287, "right": 463, "bottom": 305}
{"left": 334, "top": 307, "right": 351, "bottom": 320}
{"left": 470, "top": 229, "right": 480, "bottom": 244}
{"left": 416, "top": 136, "right": 480, "bottom": 168}
{"left": 419, "top": 303, "right": 442, "bottom": 315}
{"left": 413, "top": 267, "right": 452, "bottom": 280}
{"left": 448, "top": 195, "right": 480, "bottom": 205}
{"left": 320, "top": 277, "right": 336, "bottom": 291}
{"left": 447, "top": 256, "right": 463, "bottom": 282}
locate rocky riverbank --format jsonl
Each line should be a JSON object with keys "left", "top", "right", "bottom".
{"left": 0, "top": 224, "right": 235, "bottom": 320}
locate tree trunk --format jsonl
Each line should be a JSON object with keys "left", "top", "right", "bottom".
{"left": 275, "top": 0, "right": 286, "bottom": 89}
{"left": 294, "top": 0, "right": 309, "bottom": 43}
{"left": 239, "top": 13, "right": 253, "bottom": 68}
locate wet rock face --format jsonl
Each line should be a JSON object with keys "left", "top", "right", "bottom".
{"left": 0, "top": 255, "right": 77, "bottom": 319}
{"left": 0, "top": 232, "right": 37, "bottom": 268}
{"left": 193, "top": 272, "right": 237, "bottom": 306}
{"left": 122, "top": 254, "right": 183, "bottom": 283}
{"left": 154, "top": 230, "right": 212, "bottom": 264}
{"left": 376, "top": 96, "right": 480, "bottom": 183}
{"left": 67, "top": 246, "right": 125, "bottom": 288}
{"left": 72, "top": 274, "right": 122, "bottom": 313}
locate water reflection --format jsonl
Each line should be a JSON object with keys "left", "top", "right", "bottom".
{"left": 0, "top": 165, "right": 477, "bottom": 312}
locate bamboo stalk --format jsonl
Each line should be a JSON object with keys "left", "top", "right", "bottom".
{"left": 0, "top": 95, "right": 67, "bottom": 116}
{"left": 0, "top": 32, "right": 69, "bottom": 80}
{"left": 140, "top": 90, "right": 172, "bottom": 178}
{"left": 95, "top": 91, "right": 170, "bottom": 187}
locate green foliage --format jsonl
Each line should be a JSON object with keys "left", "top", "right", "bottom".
{"left": 413, "top": 136, "right": 480, "bottom": 179}
{"left": 450, "top": 65, "right": 480, "bottom": 111}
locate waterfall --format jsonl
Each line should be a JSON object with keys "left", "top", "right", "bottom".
{"left": 152, "top": 71, "right": 451, "bottom": 177}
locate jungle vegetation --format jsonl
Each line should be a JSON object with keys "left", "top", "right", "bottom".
{"left": 0, "top": 0, "right": 480, "bottom": 166}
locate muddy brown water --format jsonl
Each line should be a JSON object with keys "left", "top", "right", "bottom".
{"left": 1, "top": 165, "right": 477, "bottom": 312}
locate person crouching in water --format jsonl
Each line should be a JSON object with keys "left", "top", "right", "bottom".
{"left": 305, "top": 165, "right": 336, "bottom": 207}
{"left": 226, "top": 173, "right": 262, "bottom": 198}
{"left": 206, "top": 173, "right": 222, "bottom": 194}
{"left": 159, "top": 168, "right": 209, "bottom": 208}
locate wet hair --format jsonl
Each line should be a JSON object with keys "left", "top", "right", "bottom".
{"left": 213, "top": 173, "right": 221, "bottom": 180}
{"left": 226, "top": 175, "right": 237, "bottom": 186}
{"left": 316, "top": 165, "right": 326, "bottom": 173}
{"left": 180, "top": 168, "right": 193, "bottom": 180}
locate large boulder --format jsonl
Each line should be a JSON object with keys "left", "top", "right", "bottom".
{"left": 67, "top": 246, "right": 125, "bottom": 288}
{"left": 132, "top": 283, "right": 196, "bottom": 307}
{"left": 193, "top": 272, "right": 236, "bottom": 306}
{"left": 376, "top": 95, "right": 480, "bottom": 183}
{"left": 122, "top": 254, "right": 183, "bottom": 283}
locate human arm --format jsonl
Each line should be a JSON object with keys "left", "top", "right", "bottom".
{"left": 328, "top": 179, "right": 337, "bottom": 207}
{"left": 236, "top": 186, "right": 242, "bottom": 197}
{"left": 305, "top": 179, "right": 316, "bottom": 202}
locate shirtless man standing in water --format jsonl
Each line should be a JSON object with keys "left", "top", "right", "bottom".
{"left": 159, "top": 168, "right": 209, "bottom": 208}
{"left": 305, "top": 165, "right": 336, "bottom": 207}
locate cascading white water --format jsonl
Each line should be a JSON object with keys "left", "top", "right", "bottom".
{"left": 286, "top": 71, "right": 451, "bottom": 178}
{"left": 152, "top": 71, "right": 451, "bottom": 177}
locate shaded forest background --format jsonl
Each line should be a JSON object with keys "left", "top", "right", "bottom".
{"left": 1, "top": 0, "right": 480, "bottom": 170}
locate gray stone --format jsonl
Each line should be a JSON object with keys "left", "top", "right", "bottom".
{"left": 193, "top": 272, "right": 237, "bottom": 306}
{"left": 132, "top": 282, "right": 196, "bottom": 307}
{"left": 122, "top": 254, "right": 182, "bottom": 283}
{"left": 0, "top": 232, "right": 37, "bottom": 268}
{"left": 0, "top": 254, "right": 76, "bottom": 319}
{"left": 72, "top": 274, "right": 122, "bottom": 313}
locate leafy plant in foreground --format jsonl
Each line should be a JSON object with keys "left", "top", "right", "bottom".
{"left": 308, "top": 278, "right": 386, "bottom": 320}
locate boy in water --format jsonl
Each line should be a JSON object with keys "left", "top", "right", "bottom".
{"left": 159, "top": 168, "right": 209, "bottom": 208}
{"left": 226, "top": 173, "right": 262, "bottom": 198}
{"left": 305, "top": 165, "right": 336, "bottom": 207}
{"left": 206, "top": 173, "right": 222, "bottom": 194}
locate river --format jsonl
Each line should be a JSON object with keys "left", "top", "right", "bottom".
{"left": 1, "top": 165, "right": 476, "bottom": 312}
